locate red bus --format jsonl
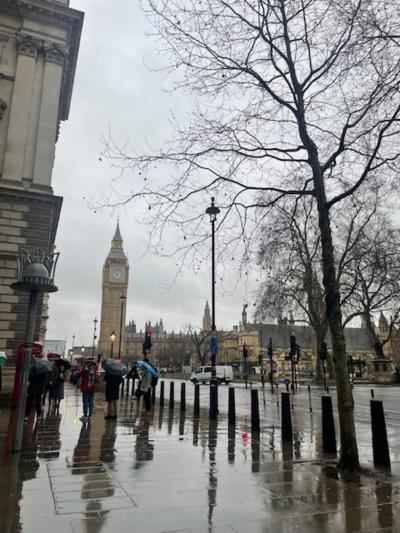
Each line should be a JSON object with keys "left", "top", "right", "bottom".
{"left": 12, "top": 341, "right": 43, "bottom": 407}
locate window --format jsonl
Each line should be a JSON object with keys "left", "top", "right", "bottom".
{"left": 205, "top": 366, "right": 212, "bottom": 373}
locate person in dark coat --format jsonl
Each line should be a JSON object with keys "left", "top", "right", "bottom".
{"left": 49, "top": 364, "right": 66, "bottom": 414}
{"left": 25, "top": 369, "right": 49, "bottom": 419}
{"left": 104, "top": 372, "right": 123, "bottom": 420}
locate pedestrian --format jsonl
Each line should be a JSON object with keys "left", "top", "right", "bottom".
{"left": 25, "top": 366, "right": 49, "bottom": 420}
{"left": 104, "top": 371, "right": 123, "bottom": 420}
{"left": 49, "top": 363, "right": 66, "bottom": 414}
{"left": 138, "top": 367, "right": 152, "bottom": 411}
{"left": 74, "top": 358, "right": 97, "bottom": 421}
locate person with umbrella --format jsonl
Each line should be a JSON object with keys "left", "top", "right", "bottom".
{"left": 49, "top": 359, "right": 70, "bottom": 414}
{"left": 24, "top": 357, "right": 52, "bottom": 420}
{"left": 137, "top": 360, "right": 158, "bottom": 411}
{"left": 74, "top": 358, "right": 98, "bottom": 421}
{"left": 102, "top": 359, "right": 127, "bottom": 420}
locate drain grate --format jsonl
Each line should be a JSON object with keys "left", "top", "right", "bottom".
{"left": 48, "top": 460, "right": 136, "bottom": 515}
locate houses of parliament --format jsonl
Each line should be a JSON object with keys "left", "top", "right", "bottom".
{"left": 98, "top": 223, "right": 399, "bottom": 373}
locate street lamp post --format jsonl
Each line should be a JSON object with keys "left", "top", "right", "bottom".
{"left": 206, "top": 197, "right": 220, "bottom": 378}
{"left": 10, "top": 247, "right": 59, "bottom": 452}
{"left": 92, "top": 318, "right": 98, "bottom": 360}
{"left": 110, "top": 330, "right": 116, "bottom": 358}
{"left": 118, "top": 295, "right": 126, "bottom": 360}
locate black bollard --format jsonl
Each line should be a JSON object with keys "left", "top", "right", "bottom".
{"left": 251, "top": 389, "right": 260, "bottom": 432}
{"left": 276, "top": 382, "right": 279, "bottom": 407}
{"left": 160, "top": 380, "right": 165, "bottom": 407}
{"left": 321, "top": 395, "right": 337, "bottom": 454}
{"left": 180, "top": 382, "right": 186, "bottom": 411}
{"left": 308, "top": 384, "right": 313, "bottom": 413}
{"left": 169, "top": 381, "right": 174, "bottom": 409}
{"left": 143, "top": 388, "right": 152, "bottom": 411}
{"left": 326, "top": 385, "right": 330, "bottom": 394}
{"left": 228, "top": 387, "right": 236, "bottom": 425}
{"left": 131, "top": 378, "right": 135, "bottom": 396}
{"left": 210, "top": 383, "right": 218, "bottom": 419}
{"left": 371, "top": 389, "right": 375, "bottom": 398}
{"left": 281, "top": 392, "right": 292, "bottom": 441}
{"left": 371, "top": 399, "right": 390, "bottom": 468}
{"left": 151, "top": 385, "right": 156, "bottom": 405}
{"left": 194, "top": 383, "right": 200, "bottom": 416}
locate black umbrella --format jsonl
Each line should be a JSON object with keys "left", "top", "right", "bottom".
{"left": 54, "top": 359, "right": 71, "bottom": 370}
{"left": 30, "top": 358, "right": 52, "bottom": 375}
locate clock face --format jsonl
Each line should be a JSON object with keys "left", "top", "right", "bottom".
{"left": 111, "top": 269, "right": 123, "bottom": 281}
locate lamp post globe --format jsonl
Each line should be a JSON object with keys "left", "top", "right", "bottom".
{"left": 110, "top": 330, "right": 116, "bottom": 358}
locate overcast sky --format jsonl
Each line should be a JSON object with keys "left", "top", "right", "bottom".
{"left": 47, "top": 0, "right": 259, "bottom": 347}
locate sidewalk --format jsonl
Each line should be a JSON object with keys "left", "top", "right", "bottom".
{"left": 0, "top": 382, "right": 399, "bottom": 532}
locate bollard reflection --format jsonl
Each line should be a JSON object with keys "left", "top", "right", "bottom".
{"left": 251, "top": 433, "right": 260, "bottom": 473}
{"left": 207, "top": 418, "right": 218, "bottom": 526}
{"left": 193, "top": 415, "right": 199, "bottom": 447}
{"left": 179, "top": 410, "right": 185, "bottom": 438}
{"left": 376, "top": 481, "right": 393, "bottom": 529}
{"left": 227, "top": 424, "right": 235, "bottom": 464}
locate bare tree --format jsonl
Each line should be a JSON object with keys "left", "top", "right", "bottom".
{"left": 255, "top": 197, "right": 328, "bottom": 377}
{"left": 103, "top": 1, "right": 400, "bottom": 470}
{"left": 341, "top": 215, "right": 400, "bottom": 358}
{"left": 186, "top": 324, "right": 211, "bottom": 366}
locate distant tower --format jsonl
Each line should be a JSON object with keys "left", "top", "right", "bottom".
{"left": 203, "top": 301, "right": 211, "bottom": 331}
{"left": 98, "top": 223, "right": 129, "bottom": 358}
{"left": 379, "top": 311, "right": 389, "bottom": 338}
{"left": 242, "top": 304, "right": 248, "bottom": 330}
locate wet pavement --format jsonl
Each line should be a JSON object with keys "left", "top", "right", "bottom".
{"left": 0, "top": 381, "right": 400, "bottom": 532}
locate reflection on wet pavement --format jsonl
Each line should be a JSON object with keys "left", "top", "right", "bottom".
{"left": 0, "top": 382, "right": 399, "bottom": 532}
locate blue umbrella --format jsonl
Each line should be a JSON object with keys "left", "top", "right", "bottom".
{"left": 137, "top": 360, "right": 158, "bottom": 378}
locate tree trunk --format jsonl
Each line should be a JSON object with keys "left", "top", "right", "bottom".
{"left": 315, "top": 183, "right": 360, "bottom": 471}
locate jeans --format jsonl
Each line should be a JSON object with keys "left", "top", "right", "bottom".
{"left": 82, "top": 391, "right": 94, "bottom": 416}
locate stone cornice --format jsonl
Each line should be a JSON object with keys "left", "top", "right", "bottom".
{"left": 10, "top": 0, "right": 84, "bottom": 121}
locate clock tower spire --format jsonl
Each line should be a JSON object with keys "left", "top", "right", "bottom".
{"left": 98, "top": 222, "right": 129, "bottom": 359}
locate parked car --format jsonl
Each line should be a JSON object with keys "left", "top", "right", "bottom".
{"left": 190, "top": 365, "right": 233, "bottom": 384}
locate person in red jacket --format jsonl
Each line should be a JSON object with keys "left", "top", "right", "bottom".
{"left": 74, "top": 359, "right": 97, "bottom": 421}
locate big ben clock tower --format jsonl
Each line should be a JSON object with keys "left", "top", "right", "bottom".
{"left": 98, "top": 223, "right": 129, "bottom": 359}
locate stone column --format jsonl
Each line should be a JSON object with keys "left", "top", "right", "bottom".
{"left": 33, "top": 43, "right": 66, "bottom": 189}
{"left": 2, "top": 35, "right": 39, "bottom": 183}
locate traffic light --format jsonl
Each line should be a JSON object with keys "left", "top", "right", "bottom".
{"left": 143, "top": 330, "right": 152, "bottom": 355}
{"left": 243, "top": 343, "right": 249, "bottom": 359}
{"left": 319, "top": 342, "right": 328, "bottom": 361}
{"left": 268, "top": 338, "right": 273, "bottom": 358}
{"left": 289, "top": 335, "right": 296, "bottom": 358}
{"left": 296, "top": 343, "right": 301, "bottom": 360}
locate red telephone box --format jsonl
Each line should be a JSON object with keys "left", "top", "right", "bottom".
{"left": 12, "top": 341, "right": 43, "bottom": 407}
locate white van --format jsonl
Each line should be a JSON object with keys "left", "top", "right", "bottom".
{"left": 190, "top": 365, "right": 233, "bottom": 384}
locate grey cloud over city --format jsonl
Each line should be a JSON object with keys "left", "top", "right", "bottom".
{"left": 47, "top": 0, "right": 256, "bottom": 347}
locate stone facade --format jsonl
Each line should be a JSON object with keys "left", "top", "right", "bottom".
{"left": 0, "top": 1, "right": 83, "bottom": 364}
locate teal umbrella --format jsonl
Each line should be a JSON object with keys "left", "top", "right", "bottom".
{"left": 102, "top": 359, "right": 127, "bottom": 376}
